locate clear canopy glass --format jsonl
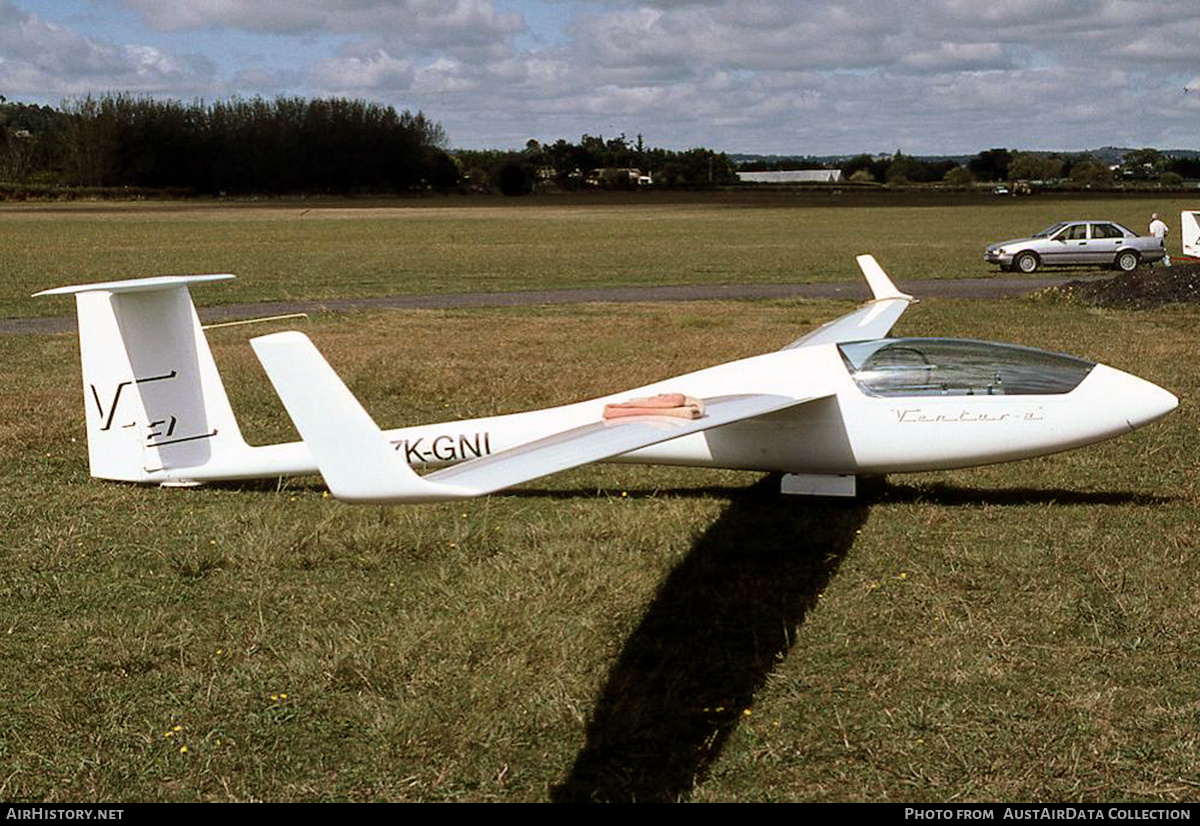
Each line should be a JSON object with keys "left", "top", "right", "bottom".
{"left": 838, "top": 338, "right": 1096, "bottom": 397}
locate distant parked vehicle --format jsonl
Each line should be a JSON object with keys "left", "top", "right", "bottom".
{"left": 985, "top": 221, "right": 1166, "bottom": 274}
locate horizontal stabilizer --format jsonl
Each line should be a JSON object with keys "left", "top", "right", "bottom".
{"left": 35, "top": 274, "right": 235, "bottom": 297}
{"left": 252, "top": 331, "right": 827, "bottom": 503}
{"left": 784, "top": 255, "right": 914, "bottom": 349}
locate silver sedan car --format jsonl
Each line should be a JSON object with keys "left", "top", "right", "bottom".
{"left": 985, "top": 221, "right": 1166, "bottom": 273}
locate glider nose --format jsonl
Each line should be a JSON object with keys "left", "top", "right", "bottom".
{"left": 1090, "top": 364, "right": 1178, "bottom": 431}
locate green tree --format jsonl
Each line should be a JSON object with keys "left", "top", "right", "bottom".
{"left": 968, "top": 148, "right": 1012, "bottom": 182}
{"left": 1122, "top": 147, "right": 1166, "bottom": 176}
{"left": 1069, "top": 158, "right": 1113, "bottom": 186}
{"left": 942, "top": 166, "right": 975, "bottom": 187}
{"left": 1008, "top": 152, "right": 1063, "bottom": 181}
{"left": 841, "top": 154, "right": 876, "bottom": 181}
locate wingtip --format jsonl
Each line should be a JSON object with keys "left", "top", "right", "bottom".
{"left": 249, "top": 328, "right": 473, "bottom": 504}
{"left": 856, "top": 255, "right": 914, "bottom": 302}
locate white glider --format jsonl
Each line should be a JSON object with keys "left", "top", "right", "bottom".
{"left": 37, "top": 256, "right": 1177, "bottom": 501}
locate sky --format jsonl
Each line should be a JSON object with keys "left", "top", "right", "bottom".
{"left": 1, "top": 0, "right": 1197, "bottom": 155}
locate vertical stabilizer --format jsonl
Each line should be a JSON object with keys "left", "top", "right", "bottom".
{"left": 36, "top": 275, "right": 248, "bottom": 482}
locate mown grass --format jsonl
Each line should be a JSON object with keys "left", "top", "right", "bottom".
{"left": 1, "top": 290, "right": 1194, "bottom": 802}
{"left": 2, "top": 192, "right": 1195, "bottom": 319}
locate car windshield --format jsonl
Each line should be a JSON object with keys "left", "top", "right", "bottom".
{"left": 1033, "top": 223, "right": 1068, "bottom": 238}
{"left": 838, "top": 338, "right": 1096, "bottom": 397}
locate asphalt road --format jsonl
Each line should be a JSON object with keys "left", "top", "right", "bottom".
{"left": 1, "top": 273, "right": 1114, "bottom": 335}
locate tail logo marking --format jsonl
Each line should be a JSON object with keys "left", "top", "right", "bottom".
{"left": 90, "top": 370, "right": 178, "bottom": 431}
{"left": 149, "top": 429, "right": 219, "bottom": 448}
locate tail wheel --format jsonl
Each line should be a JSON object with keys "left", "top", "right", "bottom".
{"left": 1114, "top": 250, "right": 1139, "bottom": 272}
{"left": 1014, "top": 251, "right": 1040, "bottom": 274}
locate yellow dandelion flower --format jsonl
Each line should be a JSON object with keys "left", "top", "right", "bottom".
{"left": 179, "top": 745, "right": 188, "bottom": 754}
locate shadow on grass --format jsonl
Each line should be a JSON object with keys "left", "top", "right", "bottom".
{"left": 873, "top": 480, "right": 1177, "bottom": 508}
{"left": 551, "top": 474, "right": 870, "bottom": 802}
{"left": 194, "top": 475, "right": 1174, "bottom": 508}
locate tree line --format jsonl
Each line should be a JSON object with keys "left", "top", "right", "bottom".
{"left": 832, "top": 147, "right": 1197, "bottom": 187}
{"left": 3, "top": 94, "right": 1194, "bottom": 196}
{"left": 1, "top": 99, "right": 740, "bottom": 196}
{"left": 0, "top": 95, "right": 455, "bottom": 194}
{"left": 455, "top": 134, "right": 739, "bottom": 194}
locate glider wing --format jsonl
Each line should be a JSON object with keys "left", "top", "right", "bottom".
{"left": 251, "top": 331, "right": 830, "bottom": 503}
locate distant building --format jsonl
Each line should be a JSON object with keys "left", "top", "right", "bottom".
{"left": 737, "top": 169, "right": 843, "bottom": 184}
{"left": 586, "top": 168, "right": 652, "bottom": 188}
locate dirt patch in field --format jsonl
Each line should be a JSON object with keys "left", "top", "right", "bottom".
{"left": 1034, "top": 263, "right": 1200, "bottom": 309}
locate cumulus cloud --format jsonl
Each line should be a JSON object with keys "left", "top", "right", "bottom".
{"left": 116, "top": 0, "right": 524, "bottom": 47}
{"left": 1, "top": 0, "right": 1195, "bottom": 152}
{"left": 0, "top": 0, "right": 215, "bottom": 97}
{"left": 312, "top": 48, "right": 418, "bottom": 94}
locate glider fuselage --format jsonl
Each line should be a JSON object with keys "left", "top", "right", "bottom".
{"left": 188, "top": 337, "right": 1174, "bottom": 486}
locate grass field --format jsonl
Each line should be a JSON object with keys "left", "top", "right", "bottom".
{"left": 0, "top": 195, "right": 1196, "bottom": 802}
{"left": 2, "top": 191, "right": 1196, "bottom": 320}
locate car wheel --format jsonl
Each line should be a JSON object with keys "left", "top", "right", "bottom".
{"left": 1013, "top": 252, "right": 1040, "bottom": 274}
{"left": 1114, "top": 250, "right": 1139, "bottom": 272}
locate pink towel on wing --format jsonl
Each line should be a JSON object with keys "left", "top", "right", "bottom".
{"left": 602, "top": 393, "right": 705, "bottom": 420}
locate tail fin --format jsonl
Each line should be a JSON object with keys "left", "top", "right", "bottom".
{"left": 1182, "top": 211, "right": 1199, "bottom": 258}
{"left": 36, "top": 274, "right": 250, "bottom": 482}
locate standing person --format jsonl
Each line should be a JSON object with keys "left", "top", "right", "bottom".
{"left": 1149, "top": 213, "right": 1171, "bottom": 267}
